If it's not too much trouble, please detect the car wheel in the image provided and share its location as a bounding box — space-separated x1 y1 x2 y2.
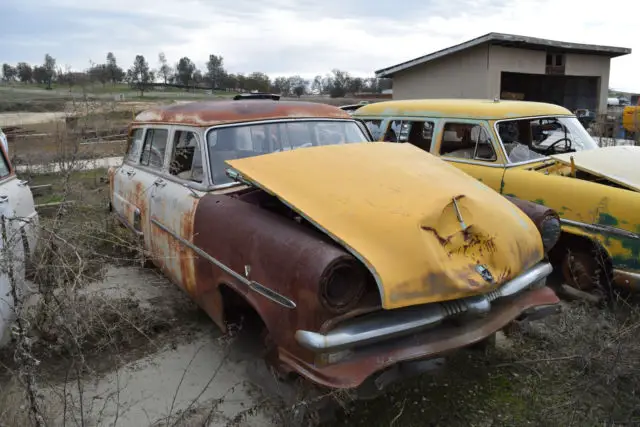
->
561 249 612 302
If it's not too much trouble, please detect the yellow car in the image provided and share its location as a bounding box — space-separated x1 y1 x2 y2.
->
354 99 640 295
622 105 639 139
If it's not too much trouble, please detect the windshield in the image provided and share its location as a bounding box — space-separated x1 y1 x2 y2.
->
496 116 599 163
207 119 370 185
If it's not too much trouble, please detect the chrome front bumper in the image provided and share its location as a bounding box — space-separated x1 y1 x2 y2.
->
295 262 553 353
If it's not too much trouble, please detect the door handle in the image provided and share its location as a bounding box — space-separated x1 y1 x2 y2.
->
18 180 29 187
0 195 8 203
153 178 166 188
126 169 136 177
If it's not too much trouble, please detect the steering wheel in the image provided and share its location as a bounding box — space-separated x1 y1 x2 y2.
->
543 137 572 155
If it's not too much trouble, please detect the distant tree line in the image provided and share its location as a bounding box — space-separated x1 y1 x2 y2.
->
1 52 392 98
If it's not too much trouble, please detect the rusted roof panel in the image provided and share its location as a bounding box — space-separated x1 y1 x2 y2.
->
134 100 351 127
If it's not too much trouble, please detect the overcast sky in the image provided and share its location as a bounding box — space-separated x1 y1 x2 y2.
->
0 0 637 92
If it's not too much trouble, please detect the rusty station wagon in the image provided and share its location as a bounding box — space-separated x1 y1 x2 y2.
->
354 99 640 296
108 99 562 395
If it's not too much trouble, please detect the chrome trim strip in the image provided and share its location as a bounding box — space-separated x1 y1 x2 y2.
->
150 217 296 309
112 210 143 237
295 262 553 352
560 218 640 240
442 157 506 168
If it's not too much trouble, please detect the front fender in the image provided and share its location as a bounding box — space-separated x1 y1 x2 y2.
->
191 192 369 354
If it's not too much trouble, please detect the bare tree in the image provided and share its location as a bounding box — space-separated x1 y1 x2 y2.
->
43 54 56 90
106 52 124 85
206 54 225 91
2 64 17 82
176 57 196 89
16 63 33 84
158 52 172 86
126 55 153 96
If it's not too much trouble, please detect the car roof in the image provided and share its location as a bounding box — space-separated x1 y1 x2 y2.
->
353 99 574 120
134 100 351 127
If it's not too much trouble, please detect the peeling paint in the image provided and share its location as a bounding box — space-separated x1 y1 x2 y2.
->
135 100 350 127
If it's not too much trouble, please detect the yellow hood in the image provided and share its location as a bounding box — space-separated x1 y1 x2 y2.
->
551 146 640 192
227 143 544 309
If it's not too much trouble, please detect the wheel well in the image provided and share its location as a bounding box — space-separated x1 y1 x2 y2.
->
218 284 267 336
549 231 613 283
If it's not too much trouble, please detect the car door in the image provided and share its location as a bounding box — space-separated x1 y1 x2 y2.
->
432 119 506 191
148 127 206 295
0 150 34 347
136 126 171 255
112 127 146 234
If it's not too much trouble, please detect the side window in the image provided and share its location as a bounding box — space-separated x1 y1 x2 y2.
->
404 121 434 152
169 131 204 183
140 128 169 169
125 128 144 163
383 120 401 142
382 120 435 152
439 123 496 162
0 152 10 179
362 120 382 140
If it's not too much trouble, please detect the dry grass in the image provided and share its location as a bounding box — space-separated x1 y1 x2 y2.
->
331 299 640 427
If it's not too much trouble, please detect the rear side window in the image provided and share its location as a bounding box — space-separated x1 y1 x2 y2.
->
439 122 496 162
383 120 435 152
361 120 382 140
0 151 10 179
169 131 204 183
126 128 144 163
140 128 169 169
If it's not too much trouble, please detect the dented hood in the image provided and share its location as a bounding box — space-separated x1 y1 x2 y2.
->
227 143 544 309
551 146 640 192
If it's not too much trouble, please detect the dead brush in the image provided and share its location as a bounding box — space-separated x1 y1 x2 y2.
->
499 299 640 424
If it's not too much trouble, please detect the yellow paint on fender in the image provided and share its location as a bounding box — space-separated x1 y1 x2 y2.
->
227 142 544 309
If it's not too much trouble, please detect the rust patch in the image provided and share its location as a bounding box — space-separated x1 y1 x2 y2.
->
179 198 198 295
191 193 369 363
134 100 351 128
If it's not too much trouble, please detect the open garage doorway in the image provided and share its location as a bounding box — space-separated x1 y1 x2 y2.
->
500 72 599 112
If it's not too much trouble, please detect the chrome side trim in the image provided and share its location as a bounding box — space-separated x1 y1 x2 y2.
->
295 262 553 352
150 217 296 309
112 210 143 237
560 218 640 240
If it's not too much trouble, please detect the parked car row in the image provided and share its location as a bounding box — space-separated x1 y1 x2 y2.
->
3 93 638 411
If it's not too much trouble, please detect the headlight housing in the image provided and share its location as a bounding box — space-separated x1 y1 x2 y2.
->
540 214 562 252
504 196 563 253
319 259 367 314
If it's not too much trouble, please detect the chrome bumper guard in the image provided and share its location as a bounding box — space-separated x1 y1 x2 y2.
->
295 262 553 353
